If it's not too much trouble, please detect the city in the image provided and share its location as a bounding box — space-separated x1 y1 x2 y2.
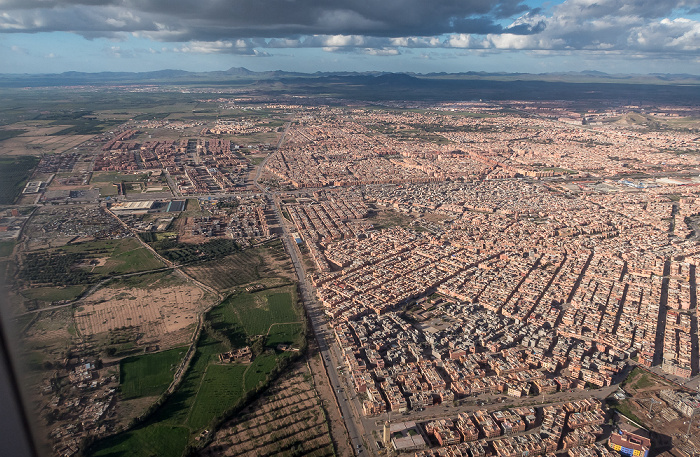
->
1 79 700 457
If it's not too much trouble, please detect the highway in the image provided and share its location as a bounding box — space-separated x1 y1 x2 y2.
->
255 120 368 455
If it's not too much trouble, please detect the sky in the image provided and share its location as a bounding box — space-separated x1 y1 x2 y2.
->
0 0 699 75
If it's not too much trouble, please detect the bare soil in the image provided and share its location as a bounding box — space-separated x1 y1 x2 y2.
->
75 283 214 339
202 357 336 457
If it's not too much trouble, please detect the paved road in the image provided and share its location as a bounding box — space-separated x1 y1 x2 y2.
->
254 119 367 455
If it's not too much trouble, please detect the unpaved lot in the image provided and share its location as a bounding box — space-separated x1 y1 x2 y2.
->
75 283 213 338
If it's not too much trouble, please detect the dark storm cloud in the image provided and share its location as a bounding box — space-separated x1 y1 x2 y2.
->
0 0 698 56
0 0 534 39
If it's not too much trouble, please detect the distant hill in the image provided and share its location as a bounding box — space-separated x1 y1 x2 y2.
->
0 68 699 104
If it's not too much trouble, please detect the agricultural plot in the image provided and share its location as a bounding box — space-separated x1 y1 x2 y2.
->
120 347 187 399
91 333 228 457
18 238 164 291
146 236 239 264
214 287 300 338
20 285 87 303
91 280 304 457
183 249 262 291
202 362 334 457
91 424 190 457
75 277 213 338
0 156 39 204
0 240 15 257
184 240 296 292
266 323 305 347
185 249 262 291
0 129 93 156
187 364 247 430
91 240 165 275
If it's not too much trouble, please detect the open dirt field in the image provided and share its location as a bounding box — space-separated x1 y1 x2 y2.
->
0 128 93 155
202 359 335 457
308 344 354 457
75 283 214 339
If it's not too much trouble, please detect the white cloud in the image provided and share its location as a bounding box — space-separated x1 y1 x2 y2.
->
363 47 400 56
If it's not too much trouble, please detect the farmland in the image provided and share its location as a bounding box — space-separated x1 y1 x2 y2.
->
0 155 39 204
143 236 240 264
18 238 164 291
0 240 15 257
75 273 212 338
183 249 262 291
89 282 305 457
20 285 87 303
187 364 247 430
120 347 188 399
210 286 300 338
202 361 334 457
265 323 305 347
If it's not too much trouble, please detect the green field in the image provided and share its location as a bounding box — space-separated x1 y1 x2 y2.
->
90 283 303 457
98 184 119 197
187 364 247 429
91 424 189 457
214 288 298 337
266 322 305 347
120 347 187 399
50 118 123 136
59 238 164 275
0 129 28 141
0 240 15 257
243 352 280 391
93 240 165 275
0 156 39 205
20 285 86 303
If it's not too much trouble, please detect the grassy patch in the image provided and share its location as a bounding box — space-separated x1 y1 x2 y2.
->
227 289 297 336
93 242 165 275
208 300 248 348
90 424 189 457
0 240 15 257
0 129 28 141
266 322 304 347
187 364 247 430
633 373 655 390
98 184 119 197
20 285 86 303
244 352 278 391
622 367 666 391
120 347 187 399
50 119 122 136
0 156 39 205
610 400 645 427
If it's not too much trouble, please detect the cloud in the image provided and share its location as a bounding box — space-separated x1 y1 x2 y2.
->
629 17 700 52
0 0 535 39
173 39 268 55
0 0 698 61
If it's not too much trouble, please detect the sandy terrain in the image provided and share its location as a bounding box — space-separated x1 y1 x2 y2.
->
75 284 212 338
